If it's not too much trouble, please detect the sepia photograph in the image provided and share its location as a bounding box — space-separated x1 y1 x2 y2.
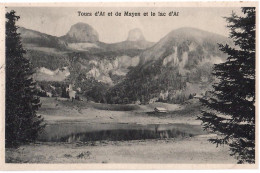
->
0 1 257 169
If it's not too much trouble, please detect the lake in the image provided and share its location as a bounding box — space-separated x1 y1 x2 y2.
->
38 123 206 142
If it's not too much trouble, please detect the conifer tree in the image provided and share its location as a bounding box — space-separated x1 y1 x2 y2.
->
198 7 255 163
5 11 45 147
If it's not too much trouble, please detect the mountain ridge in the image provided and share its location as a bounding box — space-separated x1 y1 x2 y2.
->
18 22 154 52
139 27 232 66
105 27 232 104
18 27 67 50
17 24 232 104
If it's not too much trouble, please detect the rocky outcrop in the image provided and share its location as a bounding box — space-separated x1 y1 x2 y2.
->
33 67 70 81
127 28 145 41
61 22 99 43
85 55 140 85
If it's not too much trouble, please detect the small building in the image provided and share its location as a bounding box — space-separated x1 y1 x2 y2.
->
135 100 141 105
69 90 76 101
193 94 203 99
46 92 52 97
159 90 169 101
149 97 158 104
154 107 167 113
66 84 74 92
66 84 77 101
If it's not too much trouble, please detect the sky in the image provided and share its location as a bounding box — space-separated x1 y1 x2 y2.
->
7 7 242 43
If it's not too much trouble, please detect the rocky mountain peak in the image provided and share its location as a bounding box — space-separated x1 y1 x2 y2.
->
63 22 99 43
127 28 145 41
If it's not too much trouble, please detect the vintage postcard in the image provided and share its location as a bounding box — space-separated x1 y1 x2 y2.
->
0 1 258 170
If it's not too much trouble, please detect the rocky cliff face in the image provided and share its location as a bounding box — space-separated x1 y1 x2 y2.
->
60 22 99 43
106 27 233 103
105 28 154 51
83 55 140 85
127 28 145 41
33 67 70 81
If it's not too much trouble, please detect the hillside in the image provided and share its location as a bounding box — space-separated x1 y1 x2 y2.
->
18 24 231 104
140 27 231 65
18 23 154 85
106 27 232 104
18 23 155 85
18 27 67 50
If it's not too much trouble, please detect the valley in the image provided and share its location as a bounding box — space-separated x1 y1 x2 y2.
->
5 22 237 163
4 5 256 165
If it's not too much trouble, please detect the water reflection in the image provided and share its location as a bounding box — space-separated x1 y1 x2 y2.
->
38 123 206 142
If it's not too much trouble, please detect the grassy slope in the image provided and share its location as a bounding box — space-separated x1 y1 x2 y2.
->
38 97 201 125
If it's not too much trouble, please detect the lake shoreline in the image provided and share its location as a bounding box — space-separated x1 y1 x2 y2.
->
5 98 236 164
39 97 202 126
6 135 236 163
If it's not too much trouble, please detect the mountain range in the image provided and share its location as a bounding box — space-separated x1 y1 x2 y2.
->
17 22 232 103
18 22 154 52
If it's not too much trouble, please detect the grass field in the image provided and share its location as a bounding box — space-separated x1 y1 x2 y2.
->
6 136 236 163
5 97 236 163
38 97 200 125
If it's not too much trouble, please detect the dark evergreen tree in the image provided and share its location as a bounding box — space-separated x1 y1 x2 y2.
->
5 11 45 147
198 8 255 163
